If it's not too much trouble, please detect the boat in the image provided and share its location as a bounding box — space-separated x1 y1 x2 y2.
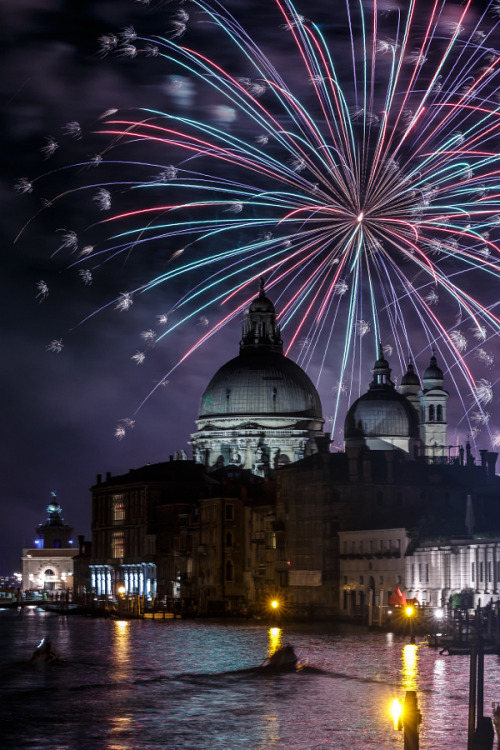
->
39 603 87 615
261 644 299 671
28 638 58 666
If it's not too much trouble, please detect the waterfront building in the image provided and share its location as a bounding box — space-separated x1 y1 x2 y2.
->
84 285 500 617
405 534 500 609
338 528 409 615
22 496 78 592
89 459 208 602
273 351 500 618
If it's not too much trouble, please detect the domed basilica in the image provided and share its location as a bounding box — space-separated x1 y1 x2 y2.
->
345 345 449 459
191 280 326 475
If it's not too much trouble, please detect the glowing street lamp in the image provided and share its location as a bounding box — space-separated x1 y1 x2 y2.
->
406 605 416 644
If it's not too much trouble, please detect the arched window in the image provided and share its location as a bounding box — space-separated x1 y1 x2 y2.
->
225 531 232 548
429 405 435 421
437 405 443 421
225 560 233 581
44 569 55 577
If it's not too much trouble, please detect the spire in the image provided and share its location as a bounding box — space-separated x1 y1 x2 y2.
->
240 280 283 353
369 344 394 390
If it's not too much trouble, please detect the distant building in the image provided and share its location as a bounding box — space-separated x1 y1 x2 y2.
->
22 496 78 592
338 528 409 615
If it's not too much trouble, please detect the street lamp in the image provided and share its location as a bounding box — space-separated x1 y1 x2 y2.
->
406 605 415 644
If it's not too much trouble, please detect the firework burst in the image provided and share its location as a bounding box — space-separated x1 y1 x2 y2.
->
16 0 500 446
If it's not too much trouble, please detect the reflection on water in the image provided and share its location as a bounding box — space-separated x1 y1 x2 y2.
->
2 611 500 749
268 626 282 656
401 643 418 692
112 619 131 681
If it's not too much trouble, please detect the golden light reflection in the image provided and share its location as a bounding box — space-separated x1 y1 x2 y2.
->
268 626 282 656
401 643 418 692
112 619 131 681
391 698 403 730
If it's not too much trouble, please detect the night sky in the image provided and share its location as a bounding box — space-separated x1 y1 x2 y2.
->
3 0 500 575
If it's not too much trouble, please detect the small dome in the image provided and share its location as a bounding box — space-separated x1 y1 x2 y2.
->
423 354 443 381
345 389 419 439
198 349 322 420
401 362 420 387
249 293 275 314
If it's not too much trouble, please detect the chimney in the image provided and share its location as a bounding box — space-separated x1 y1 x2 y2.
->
487 452 498 477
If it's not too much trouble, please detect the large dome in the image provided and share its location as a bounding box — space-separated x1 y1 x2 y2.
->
191 281 325 475
199 349 322 420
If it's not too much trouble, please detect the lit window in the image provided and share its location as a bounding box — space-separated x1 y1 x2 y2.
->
111 531 124 559
112 495 125 522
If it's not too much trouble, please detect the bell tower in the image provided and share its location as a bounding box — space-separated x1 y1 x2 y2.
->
419 353 448 461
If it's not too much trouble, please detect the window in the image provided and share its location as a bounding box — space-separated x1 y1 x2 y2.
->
225 504 233 520
225 531 232 548
359 576 364 585
437 405 443 421
429 405 435 422
411 564 415 583
225 560 233 581
419 563 422 581
112 495 125 523
471 562 475 582
480 562 484 582
425 564 429 583
488 561 492 583
379 576 384 585
111 530 124 559
53 540 61 549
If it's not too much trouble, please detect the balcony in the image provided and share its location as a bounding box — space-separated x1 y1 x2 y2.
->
251 531 266 543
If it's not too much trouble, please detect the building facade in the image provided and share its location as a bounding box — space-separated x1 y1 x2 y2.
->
22 497 78 592
83 309 500 617
191 280 326 475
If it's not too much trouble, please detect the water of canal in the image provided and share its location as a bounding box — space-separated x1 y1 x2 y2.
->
1 606 499 749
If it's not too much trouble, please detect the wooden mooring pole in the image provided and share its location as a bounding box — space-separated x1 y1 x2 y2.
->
468 626 494 750
403 690 421 750
468 641 477 750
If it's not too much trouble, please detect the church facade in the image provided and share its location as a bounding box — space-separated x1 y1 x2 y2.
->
190 281 326 476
